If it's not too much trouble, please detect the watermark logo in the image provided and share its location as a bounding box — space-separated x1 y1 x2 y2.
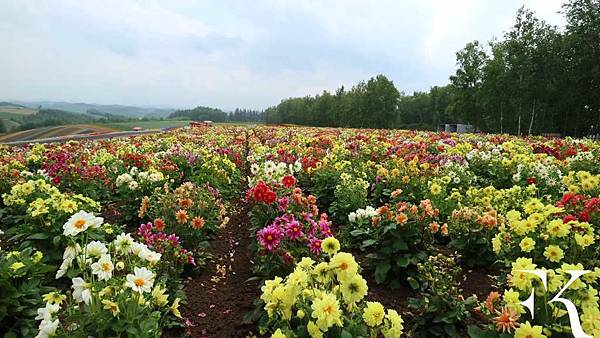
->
517 269 591 338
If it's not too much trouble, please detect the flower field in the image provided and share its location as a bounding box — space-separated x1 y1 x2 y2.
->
1 126 599 338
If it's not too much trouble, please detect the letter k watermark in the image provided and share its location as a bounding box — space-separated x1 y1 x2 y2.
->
517 269 591 338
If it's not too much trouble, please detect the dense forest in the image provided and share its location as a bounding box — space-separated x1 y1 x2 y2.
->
169 106 229 122
265 0 600 137
229 108 265 122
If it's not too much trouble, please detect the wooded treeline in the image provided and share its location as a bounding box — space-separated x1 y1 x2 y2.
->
265 0 600 136
169 106 264 123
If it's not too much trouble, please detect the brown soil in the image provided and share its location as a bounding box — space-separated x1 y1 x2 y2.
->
364 275 417 314
362 266 497 314
181 199 261 338
460 266 500 300
100 202 125 225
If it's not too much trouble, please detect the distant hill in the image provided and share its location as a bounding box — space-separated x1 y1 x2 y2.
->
0 102 39 133
0 102 28 109
11 101 175 118
0 105 129 133
85 108 130 120
0 102 37 116
3 109 95 132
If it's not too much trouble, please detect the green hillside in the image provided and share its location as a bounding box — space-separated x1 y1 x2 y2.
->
0 104 129 133
12 101 175 118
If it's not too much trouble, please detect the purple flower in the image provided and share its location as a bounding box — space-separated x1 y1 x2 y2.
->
284 219 304 240
167 234 181 246
308 236 322 254
206 184 221 199
138 222 153 237
257 225 283 252
319 219 332 236
442 138 457 146
278 197 289 212
307 218 318 236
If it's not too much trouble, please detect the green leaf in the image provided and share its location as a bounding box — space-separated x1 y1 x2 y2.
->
407 277 419 289
126 326 139 336
362 239 377 247
383 223 397 232
467 325 491 338
443 324 456 336
26 233 49 240
464 295 478 306
341 330 353 338
350 229 365 236
396 255 410 267
374 262 391 283
392 239 408 251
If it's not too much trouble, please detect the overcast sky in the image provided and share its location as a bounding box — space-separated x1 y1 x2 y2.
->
0 1 566 110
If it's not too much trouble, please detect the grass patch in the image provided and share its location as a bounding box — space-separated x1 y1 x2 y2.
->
0 107 37 115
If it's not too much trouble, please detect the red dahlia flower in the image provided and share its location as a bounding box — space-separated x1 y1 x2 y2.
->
282 175 297 188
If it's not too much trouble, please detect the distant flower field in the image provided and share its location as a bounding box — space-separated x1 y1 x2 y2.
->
0 126 599 338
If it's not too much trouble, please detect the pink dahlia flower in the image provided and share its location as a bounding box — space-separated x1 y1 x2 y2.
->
257 225 283 252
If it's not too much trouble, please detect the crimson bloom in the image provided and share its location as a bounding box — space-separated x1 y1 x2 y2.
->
248 181 277 204
257 225 283 252
282 175 297 188
308 236 322 254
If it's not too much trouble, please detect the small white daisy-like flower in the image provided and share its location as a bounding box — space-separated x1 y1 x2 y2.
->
126 267 155 294
91 254 114 281
63 211 97 236
71 277 92 304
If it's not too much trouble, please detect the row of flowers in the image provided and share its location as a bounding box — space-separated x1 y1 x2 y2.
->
2 125 599 337
0 127 245 337
245 139 407 337
246 126 600 337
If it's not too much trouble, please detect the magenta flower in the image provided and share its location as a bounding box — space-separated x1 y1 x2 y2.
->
308 236 322 254
257 225 283 252
306 218 318 236
138 222 153 237
167 234 181 246
284 219 304 240
319 219 332 237
278 197 289 212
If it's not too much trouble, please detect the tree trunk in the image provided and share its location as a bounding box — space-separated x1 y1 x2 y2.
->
518 103 522 136
500 102 504 134
528 100 536 135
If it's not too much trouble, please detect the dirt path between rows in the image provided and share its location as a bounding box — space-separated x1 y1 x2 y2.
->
182 130 261 338
182 198 260 338
177 128 496 337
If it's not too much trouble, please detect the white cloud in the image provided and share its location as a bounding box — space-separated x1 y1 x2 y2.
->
0 0 570 109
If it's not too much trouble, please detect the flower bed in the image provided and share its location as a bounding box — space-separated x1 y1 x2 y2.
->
1 125 599 337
